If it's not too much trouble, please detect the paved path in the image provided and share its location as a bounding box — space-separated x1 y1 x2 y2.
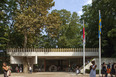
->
0 72 113 77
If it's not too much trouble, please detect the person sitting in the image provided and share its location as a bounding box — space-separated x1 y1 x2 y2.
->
76 66 80 75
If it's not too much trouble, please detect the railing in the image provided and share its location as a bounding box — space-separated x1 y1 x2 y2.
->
7 48 98 52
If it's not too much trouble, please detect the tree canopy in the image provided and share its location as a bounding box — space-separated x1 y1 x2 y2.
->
0 0 116 57
81 0 116 57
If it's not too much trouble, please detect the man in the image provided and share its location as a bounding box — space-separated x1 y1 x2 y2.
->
29 66 32 73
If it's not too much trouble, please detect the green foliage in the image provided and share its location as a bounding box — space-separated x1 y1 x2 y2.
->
14 0 57 48
81 0 116 57
51 10 82 48
0 0 9 50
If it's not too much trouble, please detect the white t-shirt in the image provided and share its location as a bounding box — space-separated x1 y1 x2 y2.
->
29 67 32 70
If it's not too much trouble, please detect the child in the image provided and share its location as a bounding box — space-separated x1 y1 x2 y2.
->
7 66 11 76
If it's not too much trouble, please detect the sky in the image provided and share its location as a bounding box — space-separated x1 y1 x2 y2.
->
50 0 92 16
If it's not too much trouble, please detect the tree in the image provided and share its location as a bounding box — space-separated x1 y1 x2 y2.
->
51 9 82 48
65 12 82 48
14 0 55 48
13 0 62 73
81 0 116 57
0 0 9 50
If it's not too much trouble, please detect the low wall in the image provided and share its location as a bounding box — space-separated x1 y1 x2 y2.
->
94 58 116 69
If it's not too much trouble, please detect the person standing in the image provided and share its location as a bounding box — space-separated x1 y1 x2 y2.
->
106 62 111 77
15 66 18 73
114 63 116 77
90 61 97 77
111 63 115 77
7 66 11 76
29 66 32 73
2 62 8 77
20 67 22 73
101 62 107 77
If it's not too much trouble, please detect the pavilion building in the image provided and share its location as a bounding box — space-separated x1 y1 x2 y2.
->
7 48 98 73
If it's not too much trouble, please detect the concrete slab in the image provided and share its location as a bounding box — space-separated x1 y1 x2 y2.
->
0 72 114 77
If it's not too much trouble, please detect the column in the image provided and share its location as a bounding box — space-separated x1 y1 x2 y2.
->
44 59 46 72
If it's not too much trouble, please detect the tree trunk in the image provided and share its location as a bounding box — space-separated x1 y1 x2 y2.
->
23 33 28 73
23 57 28 73
24 33 27 48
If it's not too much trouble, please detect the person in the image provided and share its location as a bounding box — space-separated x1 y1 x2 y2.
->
90 61 97 77
57 66 61 71
7 66 11 76
114 63 116 77
29 66 32 73
106 66 111 77
20 67 22 73
68 64 71 72
101 62 107 77
76 66 80 75
111 63 115 77
15 66 18 73
106 62 111 77
2 62 8 77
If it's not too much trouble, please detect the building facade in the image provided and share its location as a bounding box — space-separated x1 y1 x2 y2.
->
7 48 98 72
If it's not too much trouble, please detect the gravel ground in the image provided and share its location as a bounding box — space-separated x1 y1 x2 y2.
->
0 72 114 77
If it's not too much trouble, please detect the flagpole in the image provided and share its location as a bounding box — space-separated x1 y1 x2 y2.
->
99 10 101 77
83 20 85 75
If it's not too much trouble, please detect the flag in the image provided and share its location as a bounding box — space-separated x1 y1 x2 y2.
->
99 10 102 38
98 10 102 76
83 20 86 74
83 21 85 44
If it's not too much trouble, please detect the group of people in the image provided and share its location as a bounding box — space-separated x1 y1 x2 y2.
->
2 61 116 77
2 62 11 77
15 66 22 73
89 61 116 77
102 62 116 77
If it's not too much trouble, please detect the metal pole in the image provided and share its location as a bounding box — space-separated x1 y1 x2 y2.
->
83 20 85 74
99 10 101 77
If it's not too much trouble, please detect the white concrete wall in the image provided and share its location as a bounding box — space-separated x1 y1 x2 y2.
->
10 56 38 64
8 52 98 57
94 58 116 69
10 56 23 64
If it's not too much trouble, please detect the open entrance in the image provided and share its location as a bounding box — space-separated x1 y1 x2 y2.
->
33 57 92 72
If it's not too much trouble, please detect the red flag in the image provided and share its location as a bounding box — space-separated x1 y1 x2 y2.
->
83 25 85 43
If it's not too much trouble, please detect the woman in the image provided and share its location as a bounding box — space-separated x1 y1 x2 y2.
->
101 62 107 77
2 62 8 77
90 61 97 77
7 66 11 76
